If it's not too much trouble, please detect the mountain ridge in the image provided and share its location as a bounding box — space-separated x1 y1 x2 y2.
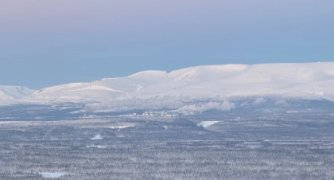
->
1 62 334 107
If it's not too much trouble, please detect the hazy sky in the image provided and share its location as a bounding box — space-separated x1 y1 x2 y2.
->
1 0 333 88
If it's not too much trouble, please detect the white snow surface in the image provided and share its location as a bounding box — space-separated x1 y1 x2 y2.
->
2 62 334 110
108 123 137 129
39 172 66 179
197 121 221 128
91 134 103 140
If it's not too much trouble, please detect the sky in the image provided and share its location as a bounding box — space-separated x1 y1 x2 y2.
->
0 0 333 88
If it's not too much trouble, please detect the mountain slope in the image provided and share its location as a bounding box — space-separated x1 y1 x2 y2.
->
0 86 34 104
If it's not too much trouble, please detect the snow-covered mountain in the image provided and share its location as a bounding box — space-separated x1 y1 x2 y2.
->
0 86 34 104
1 62 334 115
30 62 334 101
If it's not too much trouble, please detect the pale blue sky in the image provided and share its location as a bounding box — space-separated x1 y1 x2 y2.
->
0 0 333 88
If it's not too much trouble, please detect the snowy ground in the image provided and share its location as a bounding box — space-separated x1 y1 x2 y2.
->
0 112 333 180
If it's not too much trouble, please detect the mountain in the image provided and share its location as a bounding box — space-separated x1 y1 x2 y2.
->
30 62 334 101
1 62 334 118
0 86 34 104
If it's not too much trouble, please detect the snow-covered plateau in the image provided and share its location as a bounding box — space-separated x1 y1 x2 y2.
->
1 62 334 117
